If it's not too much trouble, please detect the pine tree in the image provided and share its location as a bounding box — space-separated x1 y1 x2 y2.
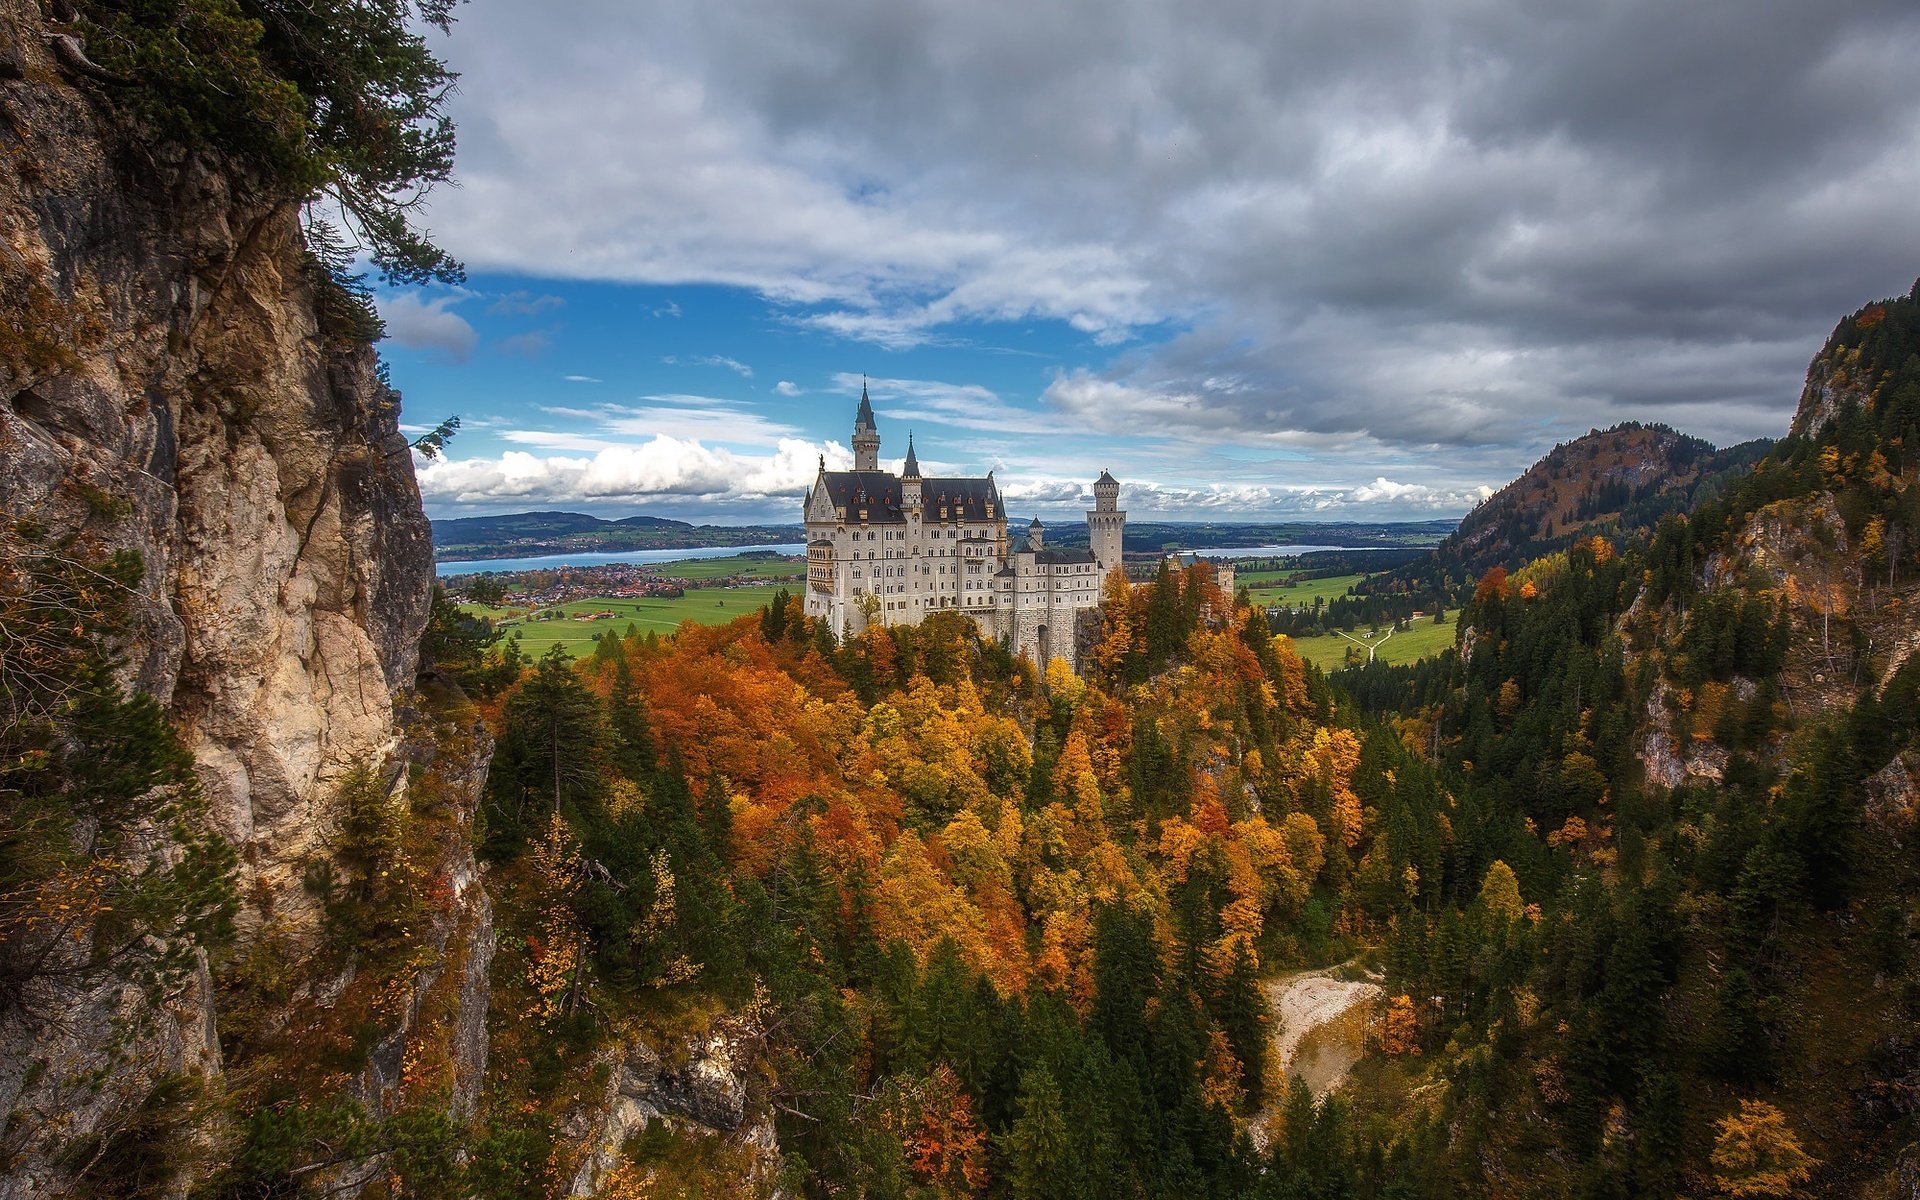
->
1006 1065 1072 1200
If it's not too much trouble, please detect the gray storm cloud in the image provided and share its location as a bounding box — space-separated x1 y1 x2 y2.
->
416 0 1920 490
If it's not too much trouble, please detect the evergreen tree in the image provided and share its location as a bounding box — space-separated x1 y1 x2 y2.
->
1006 1065 1072 1200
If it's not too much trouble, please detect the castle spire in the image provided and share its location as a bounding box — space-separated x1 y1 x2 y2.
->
854 376 876 432
902 432 921 478
851 376 881 470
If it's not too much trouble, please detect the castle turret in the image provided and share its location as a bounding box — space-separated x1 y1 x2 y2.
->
1088 469 1124 575
852 379 880 471
901 434 922 511
1028 515 1044 551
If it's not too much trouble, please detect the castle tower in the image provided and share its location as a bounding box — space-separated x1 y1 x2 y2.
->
901 434 922 511
852 379 880 470
1027 515 1044 551
1088 469 1124 575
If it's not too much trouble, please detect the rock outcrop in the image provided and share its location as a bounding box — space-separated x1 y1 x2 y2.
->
0 2 436 1190
562 1024 781 1199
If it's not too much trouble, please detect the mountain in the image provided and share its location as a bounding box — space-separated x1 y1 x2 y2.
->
430 510 804 561
1332 279 1920 1196
1366 422 1770 600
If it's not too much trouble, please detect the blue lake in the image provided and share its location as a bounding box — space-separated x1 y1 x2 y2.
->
436 540 1412 577
436 543 807 577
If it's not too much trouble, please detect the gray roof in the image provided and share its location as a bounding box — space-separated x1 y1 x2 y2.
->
816 471 1000 522
902 435 921 478
1037 548 1097 565
854 382 876 432
1096 469 1118 486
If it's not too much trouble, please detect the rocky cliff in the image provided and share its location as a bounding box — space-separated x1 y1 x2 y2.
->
0 1 444 1190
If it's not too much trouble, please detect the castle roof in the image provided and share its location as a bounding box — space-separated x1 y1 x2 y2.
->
854 380 877 432
815 471 1000 523
1096 469 1118 486
1037 548 1097 565
902 434 921 478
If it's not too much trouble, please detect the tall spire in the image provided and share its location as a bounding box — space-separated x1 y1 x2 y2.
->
854 375 876 432
902 432 921 478
852 375 881 470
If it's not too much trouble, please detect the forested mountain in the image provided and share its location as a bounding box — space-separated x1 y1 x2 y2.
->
8 0 1920 1190
432 511 803 561
1333 279 1920 1196
1364 423 1770 604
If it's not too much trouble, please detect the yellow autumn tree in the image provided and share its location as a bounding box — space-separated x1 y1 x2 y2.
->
1380 995 1421 1056
527 812 586 1018
1093 568 1139 678
1711 1099 1817 1197
1479 860 1524 925
1306 727 1365 848
1051 730 1105 828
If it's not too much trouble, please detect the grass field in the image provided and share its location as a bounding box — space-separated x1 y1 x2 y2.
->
1240 571 1368 610
464 586 786 657
1285 617 1459 671
655 555 806 582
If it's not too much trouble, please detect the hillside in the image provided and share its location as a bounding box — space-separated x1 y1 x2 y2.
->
1332 279 1920 1197
1365 423 1769 601
431 510 804 561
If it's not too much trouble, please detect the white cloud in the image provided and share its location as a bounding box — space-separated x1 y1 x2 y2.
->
411 0 1920 473
695 354 754 377
563 374 603 383
774 380 803 396
841 373 1080 436
497 330 552 357
416 436 850 510
378 292 477 362
488 290 565 316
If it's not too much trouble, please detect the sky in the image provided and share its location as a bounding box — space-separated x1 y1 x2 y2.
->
380 0 1920 525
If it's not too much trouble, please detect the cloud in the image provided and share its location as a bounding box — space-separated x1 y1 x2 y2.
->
379 292 477 362
416 437 850 511
695 354 754 377
416 0 1920 485
497 330 553 356
774 380 802 396
522 394 802 446
998 476 1495 520
563 374 603 383
487 290 565 316
839 372 1079 437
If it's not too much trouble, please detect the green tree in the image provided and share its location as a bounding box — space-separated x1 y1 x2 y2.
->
77 0 466 287
1006 1065 1072 1200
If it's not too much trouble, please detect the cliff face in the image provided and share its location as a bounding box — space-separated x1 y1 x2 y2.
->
0 1 436 1188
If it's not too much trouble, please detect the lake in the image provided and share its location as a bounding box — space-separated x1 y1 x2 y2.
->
437 540 1409 577
436 543 807 577
1181 544 1405 558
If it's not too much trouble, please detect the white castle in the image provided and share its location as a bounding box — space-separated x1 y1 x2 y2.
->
803 384 1125 670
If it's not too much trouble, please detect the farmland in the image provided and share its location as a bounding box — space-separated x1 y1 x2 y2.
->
1284 616 1459 671
1239 571 1368 610
463 585 788 657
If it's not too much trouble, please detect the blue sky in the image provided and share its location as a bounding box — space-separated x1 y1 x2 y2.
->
384 273 1493 523
382 0 1920 525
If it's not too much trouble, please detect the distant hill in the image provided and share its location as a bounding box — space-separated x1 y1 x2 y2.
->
1365 422 1770 599
1043 519 1455 553
431 510 804 562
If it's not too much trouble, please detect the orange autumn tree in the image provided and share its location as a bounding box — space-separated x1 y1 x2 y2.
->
885 1064 991 1196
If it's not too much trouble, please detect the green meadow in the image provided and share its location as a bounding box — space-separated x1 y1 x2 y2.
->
1238 570 1368 610
463 587 788 658
1284 616 1459 671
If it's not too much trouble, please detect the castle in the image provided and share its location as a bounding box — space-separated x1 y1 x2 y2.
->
804 385 1125 670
